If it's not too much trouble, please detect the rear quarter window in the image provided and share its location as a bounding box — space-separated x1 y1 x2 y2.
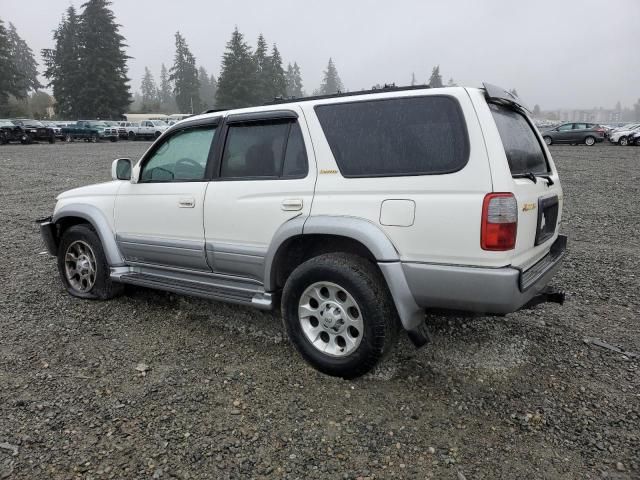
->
314 96 469 177
489 103 549 175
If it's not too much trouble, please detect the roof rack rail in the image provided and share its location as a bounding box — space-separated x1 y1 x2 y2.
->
266 83 431 106
203 108 227 114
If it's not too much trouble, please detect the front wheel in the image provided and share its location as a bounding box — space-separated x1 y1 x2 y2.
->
619 136 628 146
128 131 136 140
543 136 552 146
585 136 595 146
48 135 55 144
90 134 98 143
65 134 73 142
282 253 399 379
57 224 122 300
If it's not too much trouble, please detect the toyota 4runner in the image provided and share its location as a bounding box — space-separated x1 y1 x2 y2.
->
40 83 567 378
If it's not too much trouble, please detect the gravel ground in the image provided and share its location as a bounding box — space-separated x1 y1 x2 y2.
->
0 141 638 479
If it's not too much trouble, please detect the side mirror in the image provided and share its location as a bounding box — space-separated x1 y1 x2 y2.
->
112 158 132 181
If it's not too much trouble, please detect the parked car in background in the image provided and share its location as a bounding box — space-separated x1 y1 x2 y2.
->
608 124 640 146
11 119 56 143
61 120 119 142
541 122 605 146
117 121 138 139
43 121 63 139
0 119 29 144
127 119 169 140
629 130 640 146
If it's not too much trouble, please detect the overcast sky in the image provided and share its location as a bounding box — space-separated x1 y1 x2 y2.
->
4 0 639 110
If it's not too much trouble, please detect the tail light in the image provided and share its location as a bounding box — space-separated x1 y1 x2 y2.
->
481 193 517 250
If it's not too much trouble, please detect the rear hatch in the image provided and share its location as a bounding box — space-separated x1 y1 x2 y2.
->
487 101 563 270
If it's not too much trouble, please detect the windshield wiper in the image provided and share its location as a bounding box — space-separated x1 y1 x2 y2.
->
513 172 554 187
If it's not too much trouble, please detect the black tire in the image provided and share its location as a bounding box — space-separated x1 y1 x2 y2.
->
154 131 161 138
584 136 595 146
635 137 640 146
90 134 98 143
128 131 136 140
619 136 628 146
282 253 399 379
57 224 123 300
110 136 117 142
65 134 73 143
543 136 552 146
48 135 55 144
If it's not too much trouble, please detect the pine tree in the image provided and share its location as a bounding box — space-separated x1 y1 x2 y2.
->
266 44 286 100
158 63 176 112
533 104 541 117
285 62 304 98
75 0 131 118
198 66 217 110
169 32 201 114
428 65 443 88
446 77 457 87
42 6 83 118
0 19 20 111
141 67 159 112
319 58 343 95
216 27 259 109
7 22 40 98
253 34 272 103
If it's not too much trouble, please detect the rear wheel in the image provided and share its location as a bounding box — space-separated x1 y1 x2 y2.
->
128 131 136 140
543 136 552 146
282 253 399 379
619 136 628 146
110 136 117 142
57 224 122 300
90 134 98 143
154 131 162 138
65 134 73 142
48 135 55 144
585 136 595 146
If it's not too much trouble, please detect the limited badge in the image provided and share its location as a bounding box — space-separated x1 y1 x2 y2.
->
522 203 536 212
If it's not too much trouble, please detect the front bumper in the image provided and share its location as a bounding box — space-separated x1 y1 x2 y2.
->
402 235 568 315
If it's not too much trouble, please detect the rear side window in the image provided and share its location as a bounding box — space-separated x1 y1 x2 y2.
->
489 104 549 176
315 96 469 177
220 120 308 179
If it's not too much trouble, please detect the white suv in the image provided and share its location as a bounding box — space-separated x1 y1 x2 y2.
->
40 84 567 378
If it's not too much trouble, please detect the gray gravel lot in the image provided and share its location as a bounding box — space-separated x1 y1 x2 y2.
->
0 141 638 479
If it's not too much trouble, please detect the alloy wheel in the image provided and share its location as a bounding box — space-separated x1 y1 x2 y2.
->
64 240 97 293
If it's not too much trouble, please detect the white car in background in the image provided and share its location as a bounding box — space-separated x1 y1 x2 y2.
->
608 124 640 146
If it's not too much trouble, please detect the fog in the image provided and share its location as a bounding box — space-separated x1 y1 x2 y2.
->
4 0 639 109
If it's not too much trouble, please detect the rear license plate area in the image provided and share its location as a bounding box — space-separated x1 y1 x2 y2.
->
535 195 559 246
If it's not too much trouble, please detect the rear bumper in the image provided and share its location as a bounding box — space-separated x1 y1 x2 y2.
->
39 217 58 255
402 235 567 315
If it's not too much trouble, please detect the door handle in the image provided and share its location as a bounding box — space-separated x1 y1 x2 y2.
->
281 198 303 211
178 197 195 208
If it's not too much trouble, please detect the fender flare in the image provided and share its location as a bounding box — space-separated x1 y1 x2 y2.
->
263 215 423 332
53 204 124 266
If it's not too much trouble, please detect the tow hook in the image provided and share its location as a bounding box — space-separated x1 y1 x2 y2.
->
524 287 565 309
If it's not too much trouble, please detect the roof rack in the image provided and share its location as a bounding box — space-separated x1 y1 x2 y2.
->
266 83 431 106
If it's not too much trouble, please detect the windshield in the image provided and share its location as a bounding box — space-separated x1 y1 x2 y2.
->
90 122 108 128
489 103 549 176
152 120 167 126
0 121 13 127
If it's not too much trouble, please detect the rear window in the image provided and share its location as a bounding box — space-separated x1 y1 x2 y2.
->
315 96 469 177
489 103 549 175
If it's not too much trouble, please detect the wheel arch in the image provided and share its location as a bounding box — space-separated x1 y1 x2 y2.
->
53 205 124 266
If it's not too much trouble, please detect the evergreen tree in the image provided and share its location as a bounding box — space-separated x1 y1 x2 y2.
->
428 65 443 88
319 58 343 95
216 27 259 109
266 44 286 100
158 63 176 112
446 77 458 87
141 67 159 111
42 6 83 118
7 22 40 98
285 62 304 98
253 34 273 103
76 0 131 118
0 19 20 111
169 32 201 114
198 66 217 110
533 104 541 117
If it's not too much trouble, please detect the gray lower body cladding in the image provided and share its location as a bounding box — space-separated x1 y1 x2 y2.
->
402 235 567 315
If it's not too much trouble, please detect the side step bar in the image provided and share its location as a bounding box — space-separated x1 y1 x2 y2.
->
112 269 273 310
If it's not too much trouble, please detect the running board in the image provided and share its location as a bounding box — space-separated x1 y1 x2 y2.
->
112 269 273 310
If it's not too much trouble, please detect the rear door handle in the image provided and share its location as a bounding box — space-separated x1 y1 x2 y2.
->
281 198 303 211
178 197 195 208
